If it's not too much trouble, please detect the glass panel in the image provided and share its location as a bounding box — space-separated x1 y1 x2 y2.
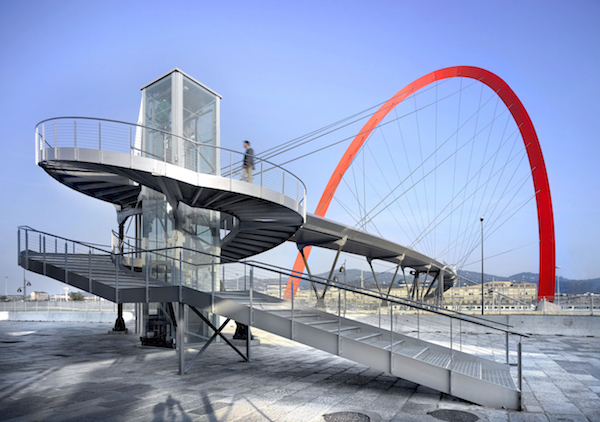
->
142 75 173 162
182 75 217 174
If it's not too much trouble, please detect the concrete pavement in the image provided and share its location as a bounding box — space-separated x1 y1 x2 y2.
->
0 321 599 422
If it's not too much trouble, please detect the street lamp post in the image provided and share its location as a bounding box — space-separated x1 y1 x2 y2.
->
480 217 484 316
556 265 561 306
339 262 346 317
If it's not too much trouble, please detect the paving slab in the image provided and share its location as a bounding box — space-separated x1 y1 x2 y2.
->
0 321 599 421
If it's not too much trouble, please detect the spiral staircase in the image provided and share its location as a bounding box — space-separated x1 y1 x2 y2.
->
18 117 524 410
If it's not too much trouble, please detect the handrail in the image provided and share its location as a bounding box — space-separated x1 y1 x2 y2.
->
18 226 113 255
243 259 517 330
18 226 528 338
34 116 307 199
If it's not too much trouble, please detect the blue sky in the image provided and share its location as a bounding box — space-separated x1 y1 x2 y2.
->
1 0 599 295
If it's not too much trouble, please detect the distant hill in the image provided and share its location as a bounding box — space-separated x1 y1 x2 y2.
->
247 268 600 295
449 270 599 294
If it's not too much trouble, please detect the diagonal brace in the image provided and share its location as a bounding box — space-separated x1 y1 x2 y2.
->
184 306 249 374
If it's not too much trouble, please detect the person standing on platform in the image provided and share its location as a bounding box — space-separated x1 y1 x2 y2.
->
242 140 254 183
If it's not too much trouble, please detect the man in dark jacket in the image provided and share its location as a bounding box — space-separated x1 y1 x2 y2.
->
242 140 254 183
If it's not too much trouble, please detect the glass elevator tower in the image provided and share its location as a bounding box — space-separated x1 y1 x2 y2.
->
136 69 222 342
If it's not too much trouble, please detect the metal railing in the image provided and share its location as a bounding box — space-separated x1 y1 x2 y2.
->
19 226 528 377
34 117 307 213
0 300 131 313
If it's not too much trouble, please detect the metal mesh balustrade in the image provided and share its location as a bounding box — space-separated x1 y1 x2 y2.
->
35 117 307 212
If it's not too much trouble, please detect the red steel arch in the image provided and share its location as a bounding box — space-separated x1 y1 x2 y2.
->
285 66 556 302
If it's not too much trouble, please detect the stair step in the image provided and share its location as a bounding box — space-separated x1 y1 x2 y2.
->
344 331 382 342
353 332 382 342
398 344 428 359
452 360 482 378
326 326 360 333
482 368 516 389
382 339 405 350
288 313 322 318
305 320 338 326
421 352 451 368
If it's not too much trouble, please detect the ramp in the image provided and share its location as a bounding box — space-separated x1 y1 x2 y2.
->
18 230 523 410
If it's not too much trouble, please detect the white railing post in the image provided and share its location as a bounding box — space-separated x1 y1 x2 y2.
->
145 254 150 303
99 121 102 150
64 243 68 285
417 306 420 339
390 302 394 373
249 266 254 326
179 251 183 303
211 259 215 314
43 236 46 276
25 230 29 270
115 254 119 303
35 127 39 163
450 317 454 377
460 319 462 351
506 331 509 364
291 277 295 340
338 287 341 356
518 340 523 409
74 120 77 148
17 228 21 266
88 249 92 294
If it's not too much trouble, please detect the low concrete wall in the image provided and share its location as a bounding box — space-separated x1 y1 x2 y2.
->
483 314 600 336
0 311 134 324
393 313 599 336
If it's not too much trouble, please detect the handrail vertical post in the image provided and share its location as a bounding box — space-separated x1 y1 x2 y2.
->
291 277 295 340
518 340 523 410
54 120 57 149
460 319 462 351
99 121 102 150
35 126 39 163
43 236 46 276
450 317 453 352
211 259 215 314
417 306 420 339
64 243 68 285
247 265 254 362
179 251 183 303
390 302 394 373
506 331 509 364
115 254 119 303
74 120 77 148
145 254 150 303
25 230 29 271
450 317 453 379
249 266 254 325
88 249 92 294
338 286 341 355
